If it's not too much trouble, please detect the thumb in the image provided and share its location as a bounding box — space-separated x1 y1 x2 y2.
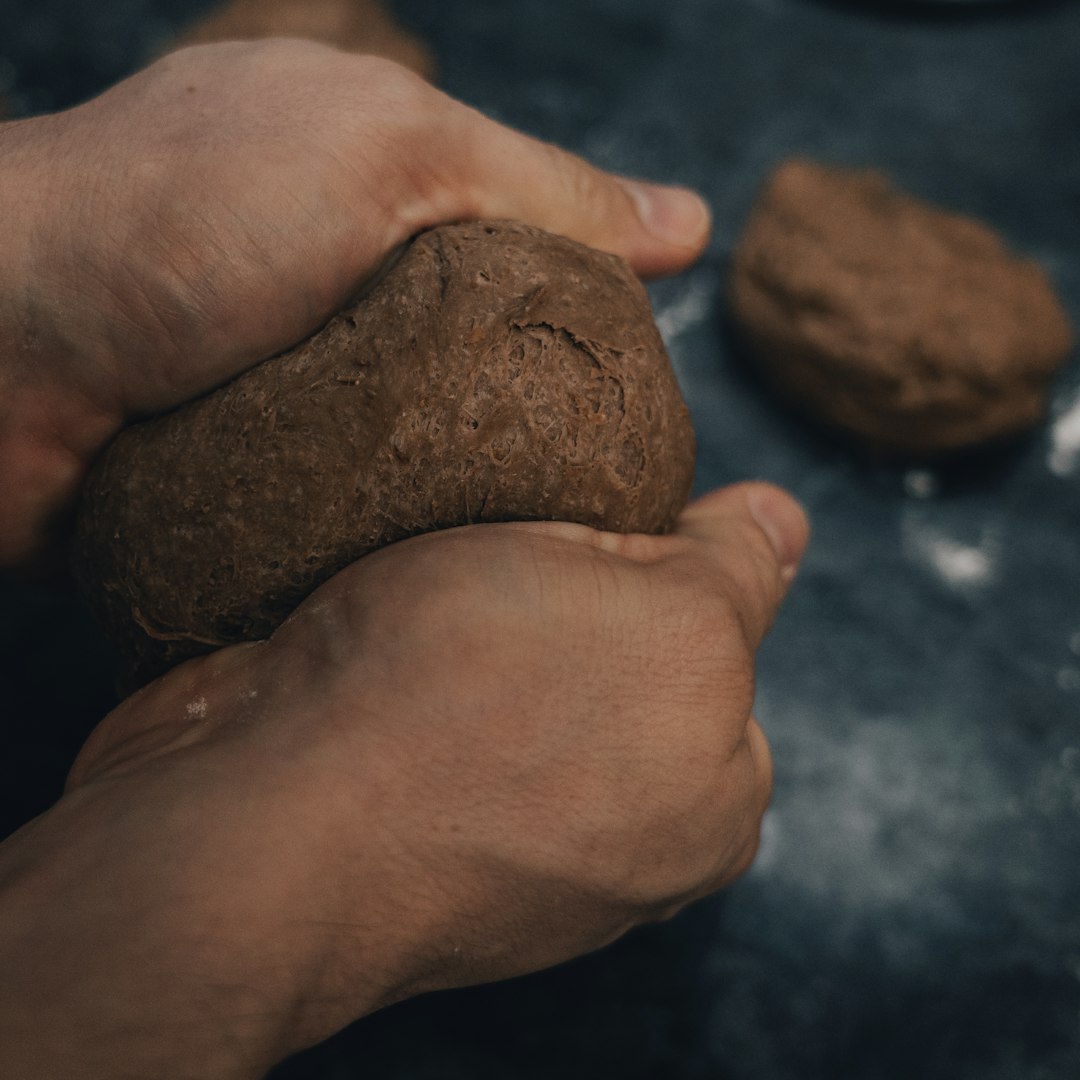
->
675 482 810 651
408 90 712 279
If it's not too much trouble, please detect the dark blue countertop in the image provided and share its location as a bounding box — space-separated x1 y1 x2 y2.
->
1 1 1078 1077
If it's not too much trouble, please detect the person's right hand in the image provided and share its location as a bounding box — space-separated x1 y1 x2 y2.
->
0 39 710 569
0 482 807 1079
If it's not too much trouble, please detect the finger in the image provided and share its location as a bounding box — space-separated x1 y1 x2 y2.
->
401 84 712 279
745 715 774 819
709 715 774 890
675 481 810 650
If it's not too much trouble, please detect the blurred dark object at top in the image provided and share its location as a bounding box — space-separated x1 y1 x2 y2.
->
165 0 436 81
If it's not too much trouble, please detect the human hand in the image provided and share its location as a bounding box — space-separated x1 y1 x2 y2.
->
0 39 710 567
0 482 807 1079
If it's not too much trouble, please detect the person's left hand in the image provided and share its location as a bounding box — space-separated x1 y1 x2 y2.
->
0 39 710 568
0 481 806 1079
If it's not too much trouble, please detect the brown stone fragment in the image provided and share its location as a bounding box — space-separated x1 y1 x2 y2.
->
73 221 695 688
168 0 436 81
729 159 1074 456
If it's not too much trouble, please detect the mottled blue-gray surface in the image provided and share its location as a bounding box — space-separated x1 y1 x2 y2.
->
1 1 1078 1077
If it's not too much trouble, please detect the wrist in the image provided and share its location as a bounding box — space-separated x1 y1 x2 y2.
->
0 649 432 1078
0 790 279 1078
0 754 407 1080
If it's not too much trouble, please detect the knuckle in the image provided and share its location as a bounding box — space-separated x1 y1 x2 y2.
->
742 531 784 609
606 741 764 910
355 53 433 111
658 572 755 681
599 826 718 912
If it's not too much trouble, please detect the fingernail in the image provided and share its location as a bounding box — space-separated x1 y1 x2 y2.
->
618 179 712 249
746 486 809 583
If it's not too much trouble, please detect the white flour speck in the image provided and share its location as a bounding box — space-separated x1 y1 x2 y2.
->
654 272 716 346
927 539 992 586
903 470 939 500
1048 392 1080 477
186 696 208 719
1057 668 1080 693
911 530 993 587
902 512 998 589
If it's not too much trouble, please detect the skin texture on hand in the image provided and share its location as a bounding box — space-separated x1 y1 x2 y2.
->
0 41 809 1079
0 39 710 569
0 483 808 1079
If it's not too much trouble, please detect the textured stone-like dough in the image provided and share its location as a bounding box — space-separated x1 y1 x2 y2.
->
74 221 695 688
168 0 435 80
729 159 1074 455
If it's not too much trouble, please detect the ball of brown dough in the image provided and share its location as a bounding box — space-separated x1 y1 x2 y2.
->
729 159 1074 456
73 221 696 689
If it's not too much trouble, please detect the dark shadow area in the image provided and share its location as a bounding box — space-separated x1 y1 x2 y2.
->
0 575 119 836
271 902 725 1080
811 0 1076 23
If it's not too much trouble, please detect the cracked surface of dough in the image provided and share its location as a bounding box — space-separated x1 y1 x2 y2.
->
74 221 695 687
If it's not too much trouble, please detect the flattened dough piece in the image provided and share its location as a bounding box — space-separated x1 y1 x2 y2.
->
730 159 1074 455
